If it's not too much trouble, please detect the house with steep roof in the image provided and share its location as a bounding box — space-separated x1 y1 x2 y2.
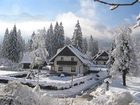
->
93 51 109 65
49 45 97 75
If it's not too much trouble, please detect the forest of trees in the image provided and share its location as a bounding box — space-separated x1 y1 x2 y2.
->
0 21 99 63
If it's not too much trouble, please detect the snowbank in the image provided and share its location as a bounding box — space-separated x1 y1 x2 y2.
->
0 82 40 105
90 88 133 105
0 82 63 105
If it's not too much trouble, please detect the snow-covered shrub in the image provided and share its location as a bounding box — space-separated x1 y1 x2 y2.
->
1 82 40 105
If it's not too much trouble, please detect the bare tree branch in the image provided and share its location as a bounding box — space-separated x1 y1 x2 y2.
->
94 0 139 8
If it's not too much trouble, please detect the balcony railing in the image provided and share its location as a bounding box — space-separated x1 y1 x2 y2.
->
57 61 77 65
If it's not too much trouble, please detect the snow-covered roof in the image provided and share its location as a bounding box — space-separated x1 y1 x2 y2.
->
93 51 109 61
21 52 32 64
50 45 94 66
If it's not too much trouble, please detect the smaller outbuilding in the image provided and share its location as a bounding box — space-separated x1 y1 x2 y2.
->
20 52 32 69
93 51 109 65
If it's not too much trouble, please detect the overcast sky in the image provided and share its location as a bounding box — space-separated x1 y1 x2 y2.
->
0 0 139 41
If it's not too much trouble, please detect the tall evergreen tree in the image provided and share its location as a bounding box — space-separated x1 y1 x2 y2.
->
82 38 88 54
8 25 18 62
88 35 99 57
58 22 65 48
1 28 10 58
65 37 71 45
17 29 25 61
53 22 59 55
52 22 65 56
72 20 83 50
46 24 54 58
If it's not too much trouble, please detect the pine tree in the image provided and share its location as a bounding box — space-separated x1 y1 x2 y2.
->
52 22 65 56
82 38 88 54
46 24 54 58
1 28 10 58
94 39 99 56
65 37 71 45
8 25 18 62
72 20 83 50
88 35 99 57
17 29 25 61
58 22 65 48
53 22 59 55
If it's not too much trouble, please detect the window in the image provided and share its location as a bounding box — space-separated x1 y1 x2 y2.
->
61 57 64 61
71 57 74 61
58 66 63 71
71 66 76 72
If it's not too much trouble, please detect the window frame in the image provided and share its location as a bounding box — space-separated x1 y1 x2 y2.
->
71 66 76 72
58 66 63 71
71 57 74 61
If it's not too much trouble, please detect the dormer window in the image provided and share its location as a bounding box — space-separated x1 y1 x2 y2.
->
71 57 74 61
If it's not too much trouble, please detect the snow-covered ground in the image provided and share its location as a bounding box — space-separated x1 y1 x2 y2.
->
0 75 140 105
87 76 140 105
109 76 140 104
1 70 140 105
0 70 108 97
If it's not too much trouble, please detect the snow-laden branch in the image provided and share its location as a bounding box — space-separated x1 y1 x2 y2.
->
94 0 140 28
94 0 139 10
133 14 140 28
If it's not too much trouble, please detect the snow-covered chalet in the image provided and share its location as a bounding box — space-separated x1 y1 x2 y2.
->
49 45 96 75
93 51 109 65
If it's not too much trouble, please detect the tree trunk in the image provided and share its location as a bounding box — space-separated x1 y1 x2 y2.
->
122 70 127 86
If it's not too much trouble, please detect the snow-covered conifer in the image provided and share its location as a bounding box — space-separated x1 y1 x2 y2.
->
72 20 83 50
65 37 71 45
58 22 65 48
82 38 88 54
1 28 10 58
88 35 99 57
46 24 54 58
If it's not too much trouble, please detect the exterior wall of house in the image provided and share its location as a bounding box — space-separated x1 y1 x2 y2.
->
53 56 86 75
96 61 106 65
95 55 108 65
